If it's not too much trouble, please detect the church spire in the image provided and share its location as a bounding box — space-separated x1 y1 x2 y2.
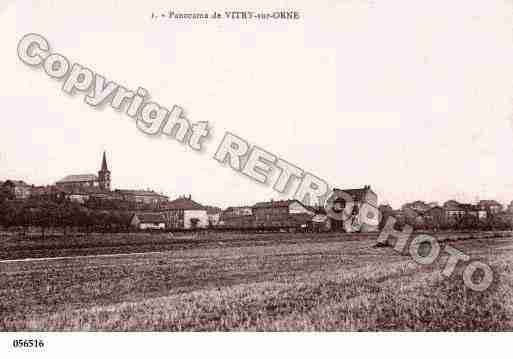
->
101 151 108 171
98 151 111 191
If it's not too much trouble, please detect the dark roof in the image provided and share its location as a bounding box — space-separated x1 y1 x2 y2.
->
460 204 482 211
134 213 165 223
162 197 205 210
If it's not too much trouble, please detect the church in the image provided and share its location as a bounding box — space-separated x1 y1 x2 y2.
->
54 152 168 206
55 152 111 192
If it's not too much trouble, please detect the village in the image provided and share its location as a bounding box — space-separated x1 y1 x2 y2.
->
1 152 512 234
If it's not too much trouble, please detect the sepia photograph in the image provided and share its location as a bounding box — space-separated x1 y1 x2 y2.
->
1 0 513 357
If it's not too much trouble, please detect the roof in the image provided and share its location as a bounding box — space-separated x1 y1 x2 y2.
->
57 174 98 183
162 197 205 210
205 206 222 214
116 189 168 198
444 202 482 212
460 204 483 211
134 213 166 223
402 201 431 214
253 200 298 209
478 200 502 207
443 200 462 210
224 206 253 211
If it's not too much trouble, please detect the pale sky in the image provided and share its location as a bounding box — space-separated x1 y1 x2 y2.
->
1 0 513 209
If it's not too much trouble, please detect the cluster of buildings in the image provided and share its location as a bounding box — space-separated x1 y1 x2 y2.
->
379 198 510 230
1 152 169 206
130 186 379 232
2 152 512 232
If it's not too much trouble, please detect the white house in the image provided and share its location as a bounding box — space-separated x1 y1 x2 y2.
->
159 196 209 229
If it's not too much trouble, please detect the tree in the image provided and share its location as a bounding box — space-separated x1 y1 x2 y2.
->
95 211 111 233
58 201 84 236
0 200 15 230
30 200 59 240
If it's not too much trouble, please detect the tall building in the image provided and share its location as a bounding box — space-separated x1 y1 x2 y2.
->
56 152 111 192
98 151 111 191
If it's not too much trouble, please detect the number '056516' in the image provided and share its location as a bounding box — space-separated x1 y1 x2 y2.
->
12 339 44 348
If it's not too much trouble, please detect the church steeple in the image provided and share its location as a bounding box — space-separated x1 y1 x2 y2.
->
98 151 111 191
101 151 108 171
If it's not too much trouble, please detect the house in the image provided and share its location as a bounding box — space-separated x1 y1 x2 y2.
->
478 200 503 215
460 204 487 219
130 213 166 230
402 200 431 213
252 199 314 228
219 206 255 228
2 180 32 199
443 200 466 218
400 201 446 229
329 185 379 232
115 189 169 205
68 193 90 204
159 195 209 229
223 206 253 217
443 200 487 220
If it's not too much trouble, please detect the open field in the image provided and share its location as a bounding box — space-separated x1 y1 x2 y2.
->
1 232 512 331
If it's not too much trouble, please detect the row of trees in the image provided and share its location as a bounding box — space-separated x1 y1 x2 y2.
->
0 197 133 238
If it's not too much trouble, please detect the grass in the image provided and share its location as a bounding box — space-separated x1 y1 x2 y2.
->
0 232 512 331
